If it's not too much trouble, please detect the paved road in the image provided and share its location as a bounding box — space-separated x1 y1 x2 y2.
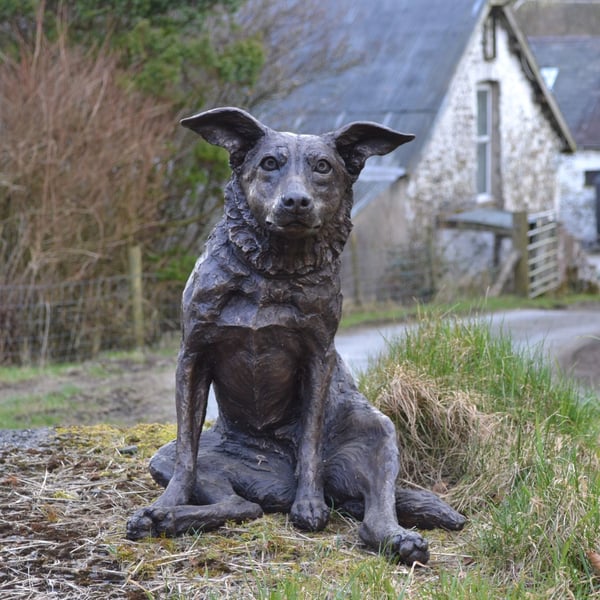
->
337 309 600 398
205 308 600 419
336 308 600 374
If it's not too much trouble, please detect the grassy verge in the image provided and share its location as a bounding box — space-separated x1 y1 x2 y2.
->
0 348 150 385
359 314 600 598
0 362 75 384
340 292 599 330
0 384 82 428
0 348 171 429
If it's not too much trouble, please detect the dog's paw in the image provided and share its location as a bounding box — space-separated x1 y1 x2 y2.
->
290 497 330 532
381 529 430 566
126 506 175 540
440 510 466 531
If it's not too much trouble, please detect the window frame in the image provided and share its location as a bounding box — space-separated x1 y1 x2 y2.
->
476 83 493 202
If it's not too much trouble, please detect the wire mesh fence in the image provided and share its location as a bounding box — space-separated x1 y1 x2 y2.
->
1 251 434 367
0 238 508 366
0 276 181 366
1 215 580 367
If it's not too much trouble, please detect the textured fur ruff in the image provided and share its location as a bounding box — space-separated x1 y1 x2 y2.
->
223 179 353 278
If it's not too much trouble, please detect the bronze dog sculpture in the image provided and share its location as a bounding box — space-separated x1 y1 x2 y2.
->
126 107 465 565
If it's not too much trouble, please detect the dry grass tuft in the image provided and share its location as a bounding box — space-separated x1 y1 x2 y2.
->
374 364 520 513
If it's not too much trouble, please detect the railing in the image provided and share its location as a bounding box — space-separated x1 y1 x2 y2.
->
438 208 561 298
513 210 560 298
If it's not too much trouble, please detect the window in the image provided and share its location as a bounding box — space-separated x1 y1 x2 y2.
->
540 67 559 91
476 84 492 200
584 170 600 187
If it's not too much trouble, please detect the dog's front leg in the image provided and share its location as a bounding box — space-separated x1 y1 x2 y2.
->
160 347 210 505
290 347 335 532
126 346 210 539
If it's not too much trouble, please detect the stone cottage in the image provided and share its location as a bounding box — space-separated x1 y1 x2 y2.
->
261 0 575 303
528 35 600 248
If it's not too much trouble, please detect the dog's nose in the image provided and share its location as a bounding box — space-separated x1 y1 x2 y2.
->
281 192 313 214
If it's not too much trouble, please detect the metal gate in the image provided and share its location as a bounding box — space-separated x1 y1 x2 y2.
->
527 210 559 298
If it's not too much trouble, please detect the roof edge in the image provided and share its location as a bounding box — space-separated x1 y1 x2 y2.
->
495 3 577 153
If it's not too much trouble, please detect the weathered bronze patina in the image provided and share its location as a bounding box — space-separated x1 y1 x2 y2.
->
126 107 465 565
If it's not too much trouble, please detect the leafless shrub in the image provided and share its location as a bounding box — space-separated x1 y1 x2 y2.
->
0 30 173 285
236 0 361 110
0 25 174 362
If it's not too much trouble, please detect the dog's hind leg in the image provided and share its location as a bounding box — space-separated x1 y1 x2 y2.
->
323 372 429 565
336 486 466 532
126 447 263 539
394 487 466 531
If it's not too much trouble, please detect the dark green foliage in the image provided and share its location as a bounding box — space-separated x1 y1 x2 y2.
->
147 249 198 283
0 0 261 106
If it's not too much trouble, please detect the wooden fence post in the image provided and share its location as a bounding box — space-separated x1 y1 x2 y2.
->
512 211 529 297
128 245 144 348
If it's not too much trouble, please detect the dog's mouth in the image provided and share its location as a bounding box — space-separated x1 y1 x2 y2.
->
266 218 322 238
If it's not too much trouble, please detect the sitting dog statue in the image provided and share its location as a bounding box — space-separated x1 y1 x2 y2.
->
126 107 465 565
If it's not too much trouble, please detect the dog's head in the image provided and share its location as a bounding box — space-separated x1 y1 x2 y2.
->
181 107 414 241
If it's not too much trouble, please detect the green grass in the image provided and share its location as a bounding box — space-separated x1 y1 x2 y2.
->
0 384 82 428
0 362 75 384
357 313 600 598
365 310 597 423
0 347 151 385
253 555 413 599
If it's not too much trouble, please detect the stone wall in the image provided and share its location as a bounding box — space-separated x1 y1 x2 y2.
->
558 150 600 245
342 9 566 302
408 12 563 217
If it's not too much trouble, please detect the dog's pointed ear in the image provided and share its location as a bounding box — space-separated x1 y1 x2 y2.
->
180 107 267 168
331 122 415 177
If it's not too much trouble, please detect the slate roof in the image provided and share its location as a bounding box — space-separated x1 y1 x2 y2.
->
260 0 488 174
257 0 574 213
528 36 600 149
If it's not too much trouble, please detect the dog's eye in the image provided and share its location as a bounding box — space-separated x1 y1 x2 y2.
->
314 159 332 174
260 156 279 171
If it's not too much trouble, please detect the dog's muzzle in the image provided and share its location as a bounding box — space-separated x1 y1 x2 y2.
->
280 191 314 215
265 192 322 237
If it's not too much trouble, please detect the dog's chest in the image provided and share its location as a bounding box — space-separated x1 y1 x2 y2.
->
217 275 337 338
204 274 340 430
